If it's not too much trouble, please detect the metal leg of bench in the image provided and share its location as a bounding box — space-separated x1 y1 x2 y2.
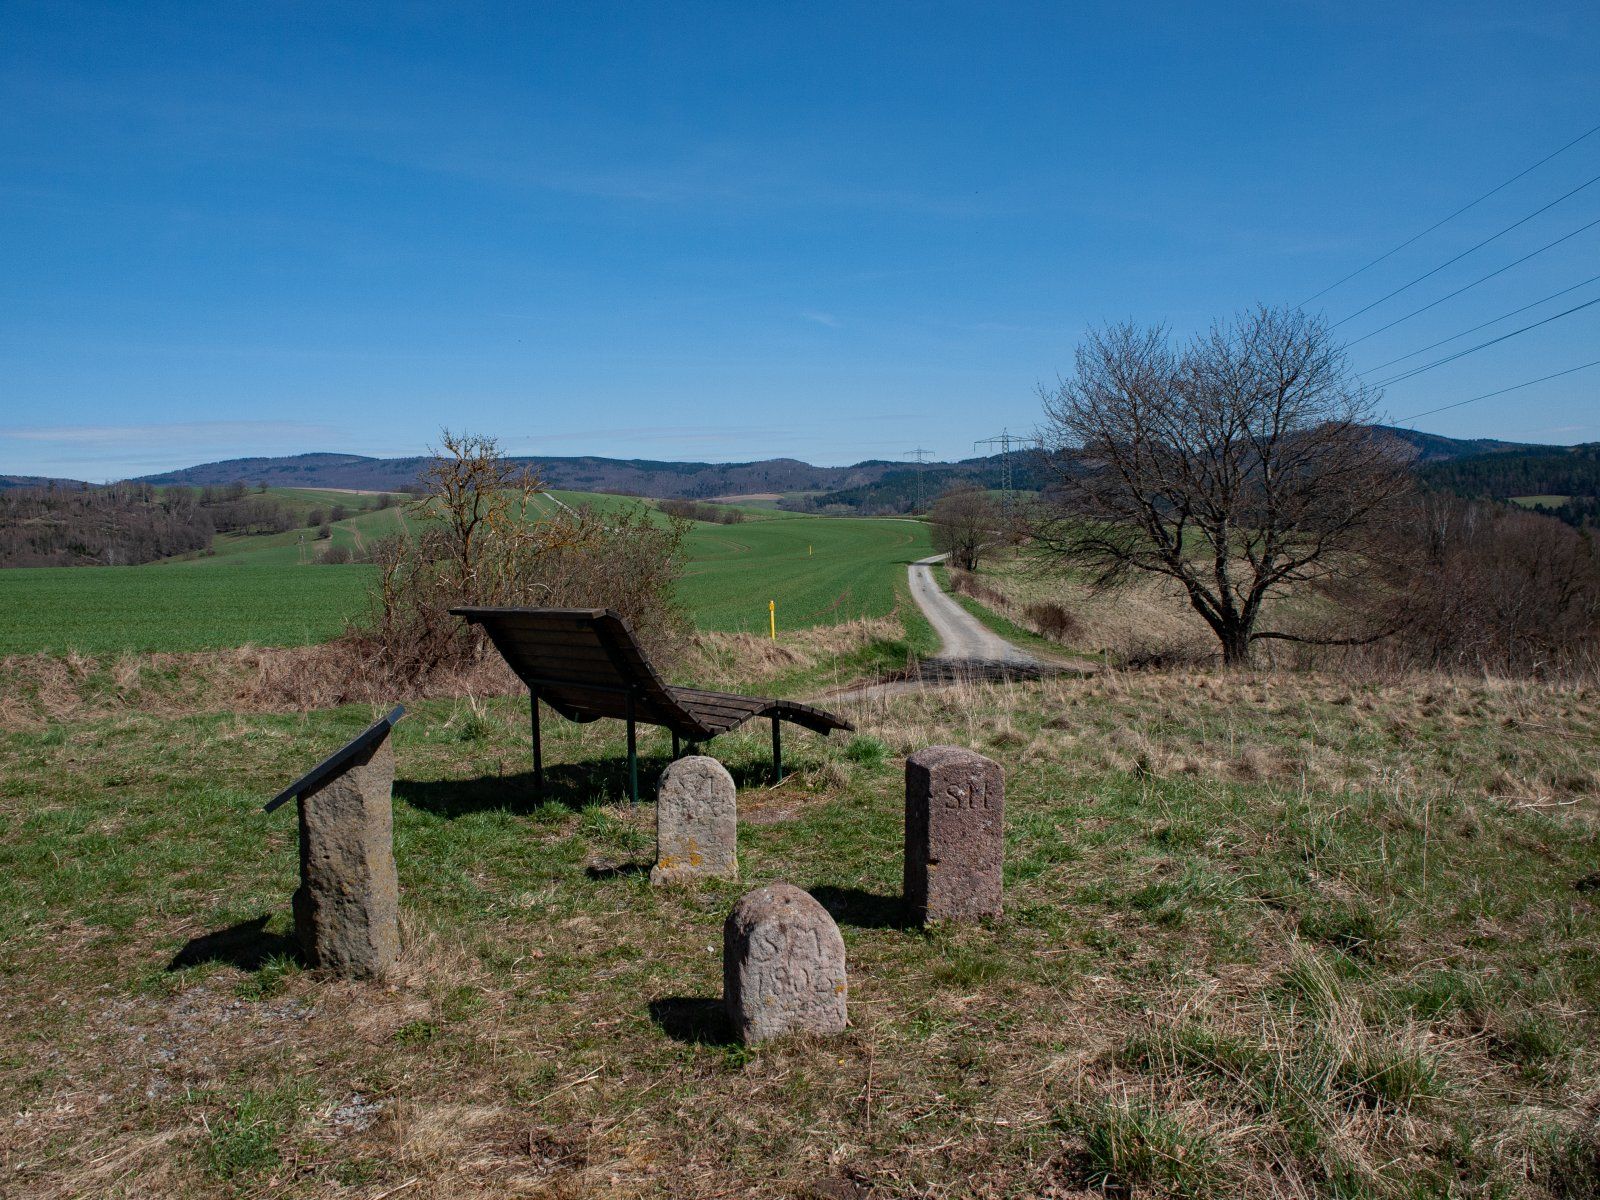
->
672 730 680 760
626 692 638 806
530 690 543 797
771 716 783 784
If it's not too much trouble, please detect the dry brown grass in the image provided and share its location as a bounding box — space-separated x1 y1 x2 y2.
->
0 618 903 732
953 557 1218 666
835 667 1600 805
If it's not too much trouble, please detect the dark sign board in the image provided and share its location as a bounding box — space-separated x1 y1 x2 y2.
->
263 706 405 814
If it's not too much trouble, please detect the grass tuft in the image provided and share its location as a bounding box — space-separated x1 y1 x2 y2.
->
1061 1098 1223 1197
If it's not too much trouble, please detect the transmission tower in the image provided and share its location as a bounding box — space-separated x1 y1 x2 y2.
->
903 448 933 512
974 429 1037 513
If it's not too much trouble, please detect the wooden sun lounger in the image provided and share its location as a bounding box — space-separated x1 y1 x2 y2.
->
451 607 854 802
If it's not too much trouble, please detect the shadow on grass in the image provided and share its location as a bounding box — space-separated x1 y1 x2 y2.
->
648 996 737 1046
395 753 783 818
167 915 302 972
810 885 915 930
585 861 652 880
396 760 658 817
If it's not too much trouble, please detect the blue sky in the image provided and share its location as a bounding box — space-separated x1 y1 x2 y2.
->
3 1 1597 479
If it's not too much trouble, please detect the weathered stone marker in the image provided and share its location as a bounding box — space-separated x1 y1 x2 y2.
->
651 755 738 885
723 883 846 1044
265 708 402 980
904 746 1004 924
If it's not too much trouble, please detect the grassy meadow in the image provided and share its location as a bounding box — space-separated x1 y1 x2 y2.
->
0 491 931 654
1 660 1598 1197
4 488 1599 1197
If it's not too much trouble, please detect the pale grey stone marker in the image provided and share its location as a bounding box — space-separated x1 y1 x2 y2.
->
723 883 847 1044
904 745 1004 925
650 755 738 885
264 708 402 981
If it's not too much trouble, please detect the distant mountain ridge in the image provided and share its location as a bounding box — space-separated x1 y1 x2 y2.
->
137 451 908 498
128 427 1559 505
0 425 1558 511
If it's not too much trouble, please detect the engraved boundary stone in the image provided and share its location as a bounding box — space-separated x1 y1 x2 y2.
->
651 755 738 885
723 883 847 1045
904 745 1004 925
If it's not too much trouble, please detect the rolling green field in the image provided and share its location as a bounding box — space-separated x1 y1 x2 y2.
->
679 516 927 634
0 492 929 654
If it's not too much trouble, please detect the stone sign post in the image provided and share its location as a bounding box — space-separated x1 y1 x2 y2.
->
651 755 738 885
904 745 1004 925
265 708 403 981
723 883 847 1044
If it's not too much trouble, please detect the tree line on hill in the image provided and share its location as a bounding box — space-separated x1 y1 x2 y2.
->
655 499 745 524
0 481 289 566
1419 444 1600 529
0 481 397 567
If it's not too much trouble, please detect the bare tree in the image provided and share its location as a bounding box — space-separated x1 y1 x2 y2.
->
928 483 1000 571
1031 306 1410 666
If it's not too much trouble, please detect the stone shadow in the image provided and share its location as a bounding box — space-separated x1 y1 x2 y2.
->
585 861 652 880
167 915 302 972
809 885 915 930
648 996 737 1046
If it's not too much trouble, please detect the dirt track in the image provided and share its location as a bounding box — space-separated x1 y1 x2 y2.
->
908 554 1040 669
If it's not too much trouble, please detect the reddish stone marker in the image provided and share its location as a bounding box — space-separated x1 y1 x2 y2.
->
724 884 847 1045
904 746 1005 924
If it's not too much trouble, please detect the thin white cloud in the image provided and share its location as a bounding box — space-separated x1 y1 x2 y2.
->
800 311 842 328
0 419 340 446
0 420 347 480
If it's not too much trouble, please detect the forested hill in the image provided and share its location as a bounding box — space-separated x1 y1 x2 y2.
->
1373 426 1537 463
1419 444 1600 498
1420 444 1600 529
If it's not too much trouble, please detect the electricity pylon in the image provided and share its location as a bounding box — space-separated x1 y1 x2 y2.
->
903 448 933 512
974 429 1036 513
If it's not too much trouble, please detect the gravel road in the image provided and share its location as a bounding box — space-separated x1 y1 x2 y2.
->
908 554 1040 669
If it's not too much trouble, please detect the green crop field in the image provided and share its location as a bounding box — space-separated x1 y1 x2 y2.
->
679 516 929 634
0 493 929 655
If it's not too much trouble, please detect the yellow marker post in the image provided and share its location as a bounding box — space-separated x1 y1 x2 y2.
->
769 600 776 640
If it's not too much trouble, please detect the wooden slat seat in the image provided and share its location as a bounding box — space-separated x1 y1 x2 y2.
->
451 606 854 801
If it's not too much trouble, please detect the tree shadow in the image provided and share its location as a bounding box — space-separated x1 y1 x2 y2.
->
167 915 303 972
810 885 915 930
648 996 737 1046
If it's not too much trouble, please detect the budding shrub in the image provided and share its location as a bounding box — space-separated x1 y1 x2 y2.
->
350 431 691 688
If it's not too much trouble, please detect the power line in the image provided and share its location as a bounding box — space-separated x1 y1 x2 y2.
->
1300 121 1600 305
1331 170 1600 328
1395 358 1600 423
1370 295 1600 389
1360 272 1600 375
1345 216 1600 347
